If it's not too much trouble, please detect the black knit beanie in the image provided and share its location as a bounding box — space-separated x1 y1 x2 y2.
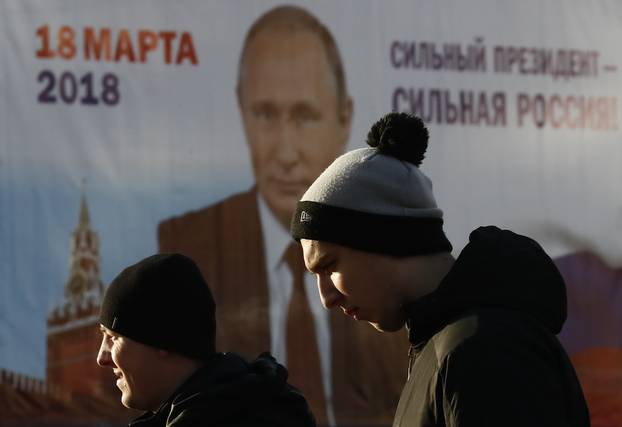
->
291 112 452 256
99 253 216 360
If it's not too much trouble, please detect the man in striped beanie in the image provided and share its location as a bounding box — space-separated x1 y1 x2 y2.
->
291 112 589 426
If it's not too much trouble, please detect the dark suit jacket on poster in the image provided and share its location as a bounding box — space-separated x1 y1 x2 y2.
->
158 189 406 427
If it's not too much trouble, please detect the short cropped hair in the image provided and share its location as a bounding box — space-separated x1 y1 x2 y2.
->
237 5 349 107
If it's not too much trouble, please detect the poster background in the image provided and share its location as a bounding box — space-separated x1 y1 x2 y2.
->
1 0 621 425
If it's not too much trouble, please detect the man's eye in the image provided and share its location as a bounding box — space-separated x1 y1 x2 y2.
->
319 263 335 275
292 109 320 125
252 105 277 122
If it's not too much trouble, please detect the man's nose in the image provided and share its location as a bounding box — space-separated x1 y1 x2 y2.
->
96 338 112 367
273 122 300 168
317 275 342 309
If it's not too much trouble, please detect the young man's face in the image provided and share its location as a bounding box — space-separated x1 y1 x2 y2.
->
238 29 351 228
300 239 407 332
96 326 167 411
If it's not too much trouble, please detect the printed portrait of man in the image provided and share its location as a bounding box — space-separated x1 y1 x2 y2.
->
158 5 405 427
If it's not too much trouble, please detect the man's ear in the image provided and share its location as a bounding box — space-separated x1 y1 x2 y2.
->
236 84 243 109
339 96 354 146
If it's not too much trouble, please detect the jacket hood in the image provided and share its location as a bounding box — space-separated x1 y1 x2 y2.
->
176 352 312 422
131 352 314 426
405 226 567 345
181 351 289 401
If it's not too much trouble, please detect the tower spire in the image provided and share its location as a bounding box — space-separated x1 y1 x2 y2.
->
49 182 104 325
78 179 90 227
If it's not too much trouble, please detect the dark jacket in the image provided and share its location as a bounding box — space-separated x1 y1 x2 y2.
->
158 189 406 426
393 226 590 427
129 352 315 427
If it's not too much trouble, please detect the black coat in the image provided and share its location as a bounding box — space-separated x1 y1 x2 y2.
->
393 226 590 427
129 352 315 427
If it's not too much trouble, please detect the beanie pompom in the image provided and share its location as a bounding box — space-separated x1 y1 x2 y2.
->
366 112 429 166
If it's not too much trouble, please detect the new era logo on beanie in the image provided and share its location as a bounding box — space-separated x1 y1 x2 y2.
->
291 112 452 256
99 253 216 360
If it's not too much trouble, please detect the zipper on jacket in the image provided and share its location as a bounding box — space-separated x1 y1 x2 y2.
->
407 345 416 380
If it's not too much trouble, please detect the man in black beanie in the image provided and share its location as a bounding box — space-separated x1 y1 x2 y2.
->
97 253 315 427
291 112 590 426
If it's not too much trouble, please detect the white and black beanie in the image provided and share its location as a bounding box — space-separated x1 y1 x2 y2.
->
291 112 452 256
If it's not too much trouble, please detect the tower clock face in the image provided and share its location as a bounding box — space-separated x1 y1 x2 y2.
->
67 275 87 298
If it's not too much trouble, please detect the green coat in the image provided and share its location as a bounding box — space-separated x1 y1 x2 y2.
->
393 227 589 427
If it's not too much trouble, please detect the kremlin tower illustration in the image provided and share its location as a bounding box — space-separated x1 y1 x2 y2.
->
1 188 133 426
46 189 117 401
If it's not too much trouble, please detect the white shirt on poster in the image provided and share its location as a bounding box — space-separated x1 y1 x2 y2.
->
257 194 335 427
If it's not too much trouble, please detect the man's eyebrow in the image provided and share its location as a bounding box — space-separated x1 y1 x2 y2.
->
250 100 277 110
291 102 322 116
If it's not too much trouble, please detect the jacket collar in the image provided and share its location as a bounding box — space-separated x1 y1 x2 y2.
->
129 353 243 426
404 226 567 347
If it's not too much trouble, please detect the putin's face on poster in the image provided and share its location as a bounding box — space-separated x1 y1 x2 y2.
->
237 25 352 228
